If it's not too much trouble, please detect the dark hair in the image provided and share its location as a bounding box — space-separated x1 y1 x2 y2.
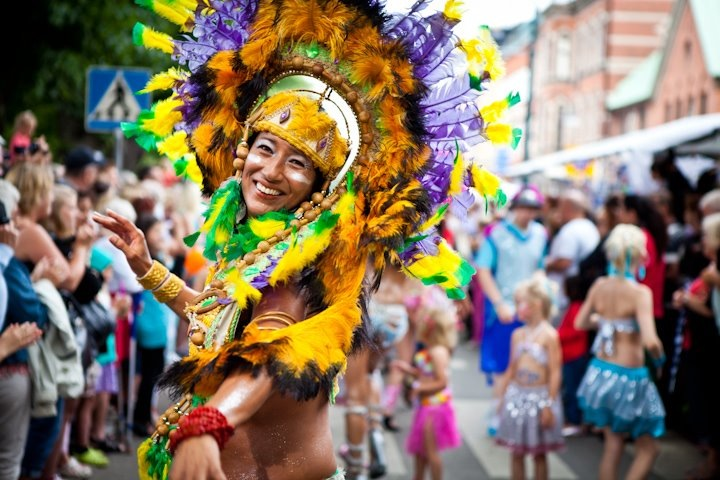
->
622 194 668 259
136 213 161 237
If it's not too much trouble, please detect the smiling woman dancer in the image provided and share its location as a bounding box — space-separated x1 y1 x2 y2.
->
93 0 517 479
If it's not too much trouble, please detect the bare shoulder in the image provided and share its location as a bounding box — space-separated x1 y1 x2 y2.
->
632 282 653 297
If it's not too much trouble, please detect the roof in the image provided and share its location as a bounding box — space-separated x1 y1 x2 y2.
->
606 0 720 111
606 51 662 111
691 0 720 78
504 113 720 177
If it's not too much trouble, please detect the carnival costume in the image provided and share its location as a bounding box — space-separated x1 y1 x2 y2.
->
405 348 461 456
495 331 564 454
123 0 520 477
576 317 666 438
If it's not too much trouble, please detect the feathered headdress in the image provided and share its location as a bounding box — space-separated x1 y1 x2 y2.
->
126 0 519 477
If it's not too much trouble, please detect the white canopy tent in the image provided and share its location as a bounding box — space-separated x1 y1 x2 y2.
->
504 114 720 188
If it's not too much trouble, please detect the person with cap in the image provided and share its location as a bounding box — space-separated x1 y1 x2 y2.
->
61 146 106 195
475 185 548 436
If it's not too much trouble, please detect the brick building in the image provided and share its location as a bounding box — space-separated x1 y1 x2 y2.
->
492 0 675 163
607 0 720 134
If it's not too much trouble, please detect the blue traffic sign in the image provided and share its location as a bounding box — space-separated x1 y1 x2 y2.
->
85 66 151 133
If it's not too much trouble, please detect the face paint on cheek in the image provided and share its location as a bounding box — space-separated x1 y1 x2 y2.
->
246 152 263 166
285 167 314 186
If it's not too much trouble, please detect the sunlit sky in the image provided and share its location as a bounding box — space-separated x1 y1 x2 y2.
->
388 0 555 34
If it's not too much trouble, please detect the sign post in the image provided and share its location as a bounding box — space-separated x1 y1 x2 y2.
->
85 66 151 169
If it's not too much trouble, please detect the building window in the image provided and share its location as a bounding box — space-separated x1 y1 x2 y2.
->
684 40 692 62
700 92 708 114
665 102 672 121
688 96 695 116
556 32 571 81
676 99 682 119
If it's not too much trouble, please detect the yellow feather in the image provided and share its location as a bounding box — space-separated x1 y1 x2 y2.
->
185 156 203 185
269 226 334 285
142 97 183 137
448 150 466 196
470 164 502 198
141 68 188 93
404 241 462 290
240 297 360 374
141 25 175 54
157 130 189 160
248 217 287 239
443 0 464 21
486 123 513 145
151 1 194 29
225 269 262 311
480 98 509 124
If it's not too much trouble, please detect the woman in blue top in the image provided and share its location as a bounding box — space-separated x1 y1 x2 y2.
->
575 224 666 480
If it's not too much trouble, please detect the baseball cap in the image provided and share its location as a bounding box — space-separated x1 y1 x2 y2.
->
64 145 106 172
510 186 544 209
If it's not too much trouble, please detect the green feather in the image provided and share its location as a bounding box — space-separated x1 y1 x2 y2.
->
183 231 200 247
202 179 243 260
346 171 355 195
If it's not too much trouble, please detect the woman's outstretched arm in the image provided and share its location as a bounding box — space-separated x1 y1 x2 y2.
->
92 210 200 318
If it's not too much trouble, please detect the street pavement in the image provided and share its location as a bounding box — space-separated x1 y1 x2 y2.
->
96 340 702 479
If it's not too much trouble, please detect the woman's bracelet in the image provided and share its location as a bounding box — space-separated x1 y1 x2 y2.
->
136 260 169 290
168 406 235 454
153 273 185 303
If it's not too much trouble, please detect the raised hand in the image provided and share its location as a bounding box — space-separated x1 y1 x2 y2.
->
92 210 153 277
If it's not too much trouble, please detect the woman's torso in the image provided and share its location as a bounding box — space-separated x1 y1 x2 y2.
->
221 393 336 479
590 277 645 367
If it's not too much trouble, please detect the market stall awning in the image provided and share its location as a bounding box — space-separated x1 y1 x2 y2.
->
504 113 720 178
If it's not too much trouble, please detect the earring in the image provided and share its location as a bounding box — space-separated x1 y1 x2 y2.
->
637 265 646 281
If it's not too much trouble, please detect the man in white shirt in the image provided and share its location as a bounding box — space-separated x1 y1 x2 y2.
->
545 189 600 320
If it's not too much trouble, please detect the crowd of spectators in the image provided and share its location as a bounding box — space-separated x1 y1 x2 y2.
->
0 109 204 480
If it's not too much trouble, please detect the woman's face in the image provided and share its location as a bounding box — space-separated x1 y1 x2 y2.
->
58 197 80 234
241 132 317 217
146 222 165 254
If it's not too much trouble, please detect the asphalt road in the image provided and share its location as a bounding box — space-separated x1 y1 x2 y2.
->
94 340 703 479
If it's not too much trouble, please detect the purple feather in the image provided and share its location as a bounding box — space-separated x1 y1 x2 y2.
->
449 188 476 219
248 255 279 290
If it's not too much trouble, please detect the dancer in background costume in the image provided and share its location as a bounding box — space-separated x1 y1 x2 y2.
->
575 224 666 480
93 0 520 478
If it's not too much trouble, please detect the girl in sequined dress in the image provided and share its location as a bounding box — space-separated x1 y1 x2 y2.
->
495 272 564 480
575 224 666 480
393 285 461 480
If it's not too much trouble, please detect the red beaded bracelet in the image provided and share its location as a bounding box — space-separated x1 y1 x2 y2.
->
168 406 235 454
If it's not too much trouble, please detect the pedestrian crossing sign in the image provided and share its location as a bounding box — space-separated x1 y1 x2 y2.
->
85 66 151 133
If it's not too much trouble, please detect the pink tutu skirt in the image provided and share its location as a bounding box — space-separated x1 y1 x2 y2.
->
405 401 462 456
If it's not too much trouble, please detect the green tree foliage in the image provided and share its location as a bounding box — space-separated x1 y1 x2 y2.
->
1 0 172 154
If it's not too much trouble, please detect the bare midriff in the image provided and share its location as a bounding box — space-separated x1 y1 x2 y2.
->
220 392 336 479
596 331 645 368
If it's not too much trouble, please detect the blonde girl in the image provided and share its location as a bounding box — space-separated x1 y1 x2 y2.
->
393 285 461 480
496 271 564 480
575 223 665 480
